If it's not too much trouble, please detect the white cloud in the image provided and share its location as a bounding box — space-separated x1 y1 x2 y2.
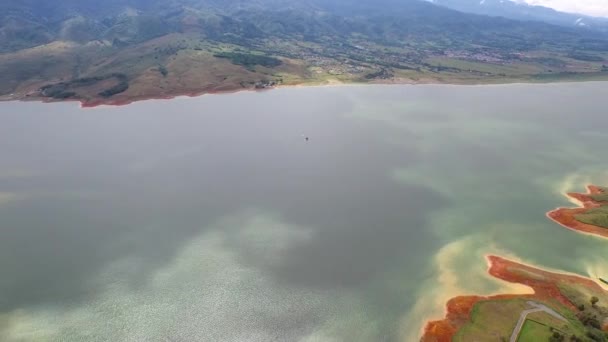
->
511 0 608 18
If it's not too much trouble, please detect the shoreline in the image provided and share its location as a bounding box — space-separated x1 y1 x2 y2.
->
546 185 608 239
421 255 604 341
4 77 608 109
417 254 535 342
422 185 608 341
8 80 362 109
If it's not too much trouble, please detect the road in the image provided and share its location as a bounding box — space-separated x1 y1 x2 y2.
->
509 301 567 342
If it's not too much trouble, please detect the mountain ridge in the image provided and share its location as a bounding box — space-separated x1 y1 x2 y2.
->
430 0 608 31
2 0 608 105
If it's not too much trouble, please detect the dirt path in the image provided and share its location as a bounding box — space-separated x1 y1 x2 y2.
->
509 301 567 342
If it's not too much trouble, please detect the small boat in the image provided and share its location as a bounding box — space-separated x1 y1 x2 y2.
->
600 277 608 285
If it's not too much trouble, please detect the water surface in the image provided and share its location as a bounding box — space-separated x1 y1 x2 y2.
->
0 83 607 341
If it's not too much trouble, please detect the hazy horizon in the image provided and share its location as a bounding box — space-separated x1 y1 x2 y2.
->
511 0 608 18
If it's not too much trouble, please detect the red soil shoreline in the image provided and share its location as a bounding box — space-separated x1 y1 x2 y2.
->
547 185 608 239
10 77 601 109
422 185 608 341
34 85 269 109
15 80 366 109
421 256 603 341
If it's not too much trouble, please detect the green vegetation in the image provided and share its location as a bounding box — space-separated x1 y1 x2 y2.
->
158 65 168 77
454 297 599 342
41 74 129 99
213 52 282 70
518 320 554 341
3 0 608 102
575 206 608 229
568 52 605 62
558 284 608 342
454 299 528 341
98 78 129 98
436 184 608 342
364 68 393 80
590 188 608 202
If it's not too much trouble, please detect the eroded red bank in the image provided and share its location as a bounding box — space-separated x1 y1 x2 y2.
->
421 256 602 341
27 85 267 108
422 185 608 341
547 185 608 239
79 88 250 108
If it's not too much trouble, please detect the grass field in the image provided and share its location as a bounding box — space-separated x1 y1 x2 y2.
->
454 298 528 341
575 206 608 229
454 298 588 342
518 320 554 341
590 187 608 202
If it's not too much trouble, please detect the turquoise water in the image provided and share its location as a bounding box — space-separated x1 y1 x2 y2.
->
0 83 607 341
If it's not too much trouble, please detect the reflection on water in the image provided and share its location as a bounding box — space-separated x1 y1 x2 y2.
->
0 83 607 341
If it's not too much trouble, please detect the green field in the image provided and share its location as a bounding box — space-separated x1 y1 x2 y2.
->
454 299 527 341
518 320 554 341
454 298 590 342
590 188 608 202
575 206 608 229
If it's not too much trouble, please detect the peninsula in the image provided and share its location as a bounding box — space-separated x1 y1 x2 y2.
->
423 185 608 342
548 185 608 239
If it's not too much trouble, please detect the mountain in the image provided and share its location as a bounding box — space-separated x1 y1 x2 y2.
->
1 0 608 105
430 0 608 31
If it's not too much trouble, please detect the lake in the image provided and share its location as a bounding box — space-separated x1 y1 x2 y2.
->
0 83 607 341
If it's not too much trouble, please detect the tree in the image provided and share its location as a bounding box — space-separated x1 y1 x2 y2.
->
549 331 565 342
591 296 599 307
579 312 601 329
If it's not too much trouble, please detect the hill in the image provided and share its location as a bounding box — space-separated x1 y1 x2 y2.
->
431 0 608 32
2 0 608 105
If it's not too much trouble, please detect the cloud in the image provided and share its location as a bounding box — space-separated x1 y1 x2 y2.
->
511 0 608 18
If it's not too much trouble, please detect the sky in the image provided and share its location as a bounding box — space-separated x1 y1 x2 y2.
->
512 0 608 18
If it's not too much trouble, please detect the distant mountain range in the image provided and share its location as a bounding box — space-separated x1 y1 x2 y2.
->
1 0 608 105
430 0 608 31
